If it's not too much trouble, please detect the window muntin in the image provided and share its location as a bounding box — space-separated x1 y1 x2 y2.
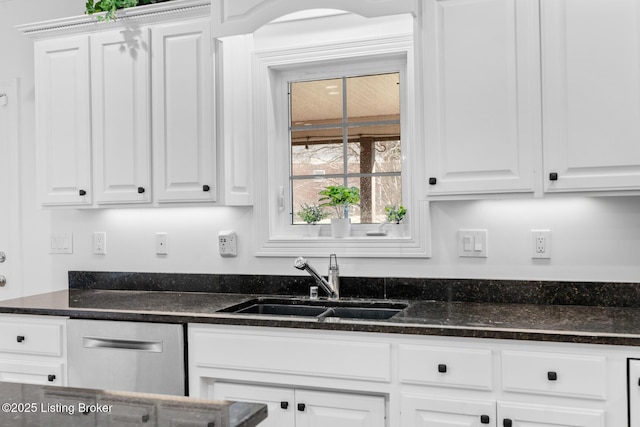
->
289 72 401 225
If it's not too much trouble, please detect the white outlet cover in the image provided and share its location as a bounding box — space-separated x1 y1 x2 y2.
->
531 229 551 259
156 232 168 255
93 232 107 255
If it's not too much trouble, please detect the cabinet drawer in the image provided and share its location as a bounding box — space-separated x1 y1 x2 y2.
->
501 350 606 400
190 327 391 382
398 344 493 390
0 359 64 385
0 318 64 357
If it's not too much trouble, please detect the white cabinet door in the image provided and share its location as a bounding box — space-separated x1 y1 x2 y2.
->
541 0 640 192
212 382 385 427
295 389 385 427
213 382 296 427
498 402 604 427
400 394 496 427
91 28 152 204
34 36 92 206
423 0 539 196
152 19 216 203
629 359 640 427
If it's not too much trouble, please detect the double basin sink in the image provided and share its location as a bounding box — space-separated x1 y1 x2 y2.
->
220 297 408 321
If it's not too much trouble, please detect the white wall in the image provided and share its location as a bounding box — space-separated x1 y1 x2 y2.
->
1 0 639 297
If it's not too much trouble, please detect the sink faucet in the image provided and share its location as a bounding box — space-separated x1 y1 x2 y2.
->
294 254 340 300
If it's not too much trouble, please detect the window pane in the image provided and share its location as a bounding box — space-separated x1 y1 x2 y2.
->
291 129 344 176
349 175 402 224
290 78 343 126
292 177 343 224
346 125 401 174
347 73 400 123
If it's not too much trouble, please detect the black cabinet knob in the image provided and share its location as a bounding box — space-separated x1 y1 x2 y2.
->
438 364 447 373
47 374 56 382
137 187 145 194
503 419 513 427
547 371 558 381
297 403 306 412
428 177 437 185
480 415 490 424
280 401 289 410
141 414 150 423
203 185 210 192
79 189 87 196
549 172 558 181
16 335 24 343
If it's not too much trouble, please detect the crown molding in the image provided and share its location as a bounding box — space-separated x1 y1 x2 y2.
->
16 0 210 39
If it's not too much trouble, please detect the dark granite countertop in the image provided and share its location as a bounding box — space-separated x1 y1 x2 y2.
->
0 380 267 427
3 288 640 346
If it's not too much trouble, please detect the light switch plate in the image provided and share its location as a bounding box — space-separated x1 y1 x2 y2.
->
49 232 73 254
156 232 168 255
458 229 488 258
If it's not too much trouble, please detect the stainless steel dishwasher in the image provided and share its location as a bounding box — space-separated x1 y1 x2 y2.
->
67 319 185 396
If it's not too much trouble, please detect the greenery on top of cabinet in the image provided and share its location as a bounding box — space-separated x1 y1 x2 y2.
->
85 0 171 21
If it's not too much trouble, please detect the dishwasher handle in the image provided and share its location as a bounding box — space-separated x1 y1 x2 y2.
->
82 337 163 353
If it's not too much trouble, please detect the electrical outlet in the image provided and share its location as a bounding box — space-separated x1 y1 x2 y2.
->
93 232 107 255
218 230 237 257
531 229 551 259
156 232 168 255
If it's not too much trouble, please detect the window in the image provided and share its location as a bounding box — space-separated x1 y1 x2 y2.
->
290 73 402 224
248 11 430 257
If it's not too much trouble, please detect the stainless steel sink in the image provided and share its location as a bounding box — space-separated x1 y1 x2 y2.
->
220 298 407 320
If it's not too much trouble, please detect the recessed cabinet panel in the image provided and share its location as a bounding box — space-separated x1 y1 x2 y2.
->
398 344 493 390
497 401 605 427
542 0 640 192
34 36 92 206
152 19 215 203
501 350 607 400
424 0 538 195
400 394 496 427
91 28 152 204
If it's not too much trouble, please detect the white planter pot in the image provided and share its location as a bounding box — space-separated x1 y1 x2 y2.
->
331 218 351 238
387 223 405 237
307 224 321 238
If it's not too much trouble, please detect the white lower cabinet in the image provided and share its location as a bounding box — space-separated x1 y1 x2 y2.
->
189 324 637 427
0 314 67 386
213 382 385 427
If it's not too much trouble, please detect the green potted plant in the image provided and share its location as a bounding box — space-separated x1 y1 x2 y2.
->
297 204 327 237
384 204 407 237
86 0 171 21
318 185 360 237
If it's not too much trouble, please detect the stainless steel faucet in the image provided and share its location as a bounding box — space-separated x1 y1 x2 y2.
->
294 254 340 300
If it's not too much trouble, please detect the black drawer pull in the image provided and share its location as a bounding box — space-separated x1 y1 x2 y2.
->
16 335 25 343
297 403 306 412
547 371 558 381
503 419 513 427
137 187 145 194
480 415 490 424
438 364 447 373
428 177 437 185
47 374 56 382
203 185 210 192
280 401 289 410
549 172 558 181
79 189 87 196
141 414 150 423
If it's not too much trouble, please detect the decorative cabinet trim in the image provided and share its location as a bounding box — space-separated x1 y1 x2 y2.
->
16 0 210 39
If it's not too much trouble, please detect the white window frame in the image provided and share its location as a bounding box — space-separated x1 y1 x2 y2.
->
252 31 430 258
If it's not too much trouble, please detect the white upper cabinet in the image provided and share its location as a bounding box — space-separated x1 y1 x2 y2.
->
210 0 417 37
423 0 540 196
91 28 152 204
541 0 640 192
22 0 215 208
151 18 216 203
34 36 92 206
